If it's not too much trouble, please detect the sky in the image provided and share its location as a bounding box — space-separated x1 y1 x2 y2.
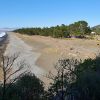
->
0 0 100 28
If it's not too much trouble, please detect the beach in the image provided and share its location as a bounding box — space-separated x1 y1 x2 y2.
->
4 32 46 78
16 33 100 70
4 32 100 87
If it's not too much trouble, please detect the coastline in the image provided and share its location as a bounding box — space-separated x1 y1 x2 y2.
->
15 33 100 87
15 33 100 71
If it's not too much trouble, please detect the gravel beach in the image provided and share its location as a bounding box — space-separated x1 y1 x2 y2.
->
4 32 46 78
16 33 100 72
4 32 100 87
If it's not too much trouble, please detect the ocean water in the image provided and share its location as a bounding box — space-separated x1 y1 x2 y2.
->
0 32 7 45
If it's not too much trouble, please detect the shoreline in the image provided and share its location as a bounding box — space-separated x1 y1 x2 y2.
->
16 33 100 66
15 33 100 87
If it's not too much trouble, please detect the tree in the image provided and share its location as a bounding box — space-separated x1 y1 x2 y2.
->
47 58 80 100
14 21 91 38
47 56 100 100
68 21 91 36
0 52 28 100
15 73 45 100
73 56 100 100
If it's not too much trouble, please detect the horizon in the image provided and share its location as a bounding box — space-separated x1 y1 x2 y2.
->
0 0 100 28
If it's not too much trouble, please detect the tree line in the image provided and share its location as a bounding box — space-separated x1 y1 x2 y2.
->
0 51 100 100
14 21 91 38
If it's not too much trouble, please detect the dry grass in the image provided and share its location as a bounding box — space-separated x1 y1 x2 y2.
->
16 33 100 70
15 33 100 87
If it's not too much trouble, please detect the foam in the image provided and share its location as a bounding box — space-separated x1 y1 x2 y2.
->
0 32 6 38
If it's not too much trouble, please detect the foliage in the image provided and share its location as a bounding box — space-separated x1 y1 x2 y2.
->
1 51 100 100
0 73 45 100
16 73 44 100
92 25 100 34
47 56 100 100
68 21 91 36
0 52 28 100
14 21 91 38
47 58 80 100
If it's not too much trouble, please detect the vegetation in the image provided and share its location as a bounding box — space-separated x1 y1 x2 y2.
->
1 52 100 100
47 56 100 100
0 52 29 100
92 25 100 34
0 73 45 100
0 52 45 100
14 21 91 38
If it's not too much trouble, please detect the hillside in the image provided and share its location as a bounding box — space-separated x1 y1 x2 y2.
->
93 25 100 29
92 25 100 34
